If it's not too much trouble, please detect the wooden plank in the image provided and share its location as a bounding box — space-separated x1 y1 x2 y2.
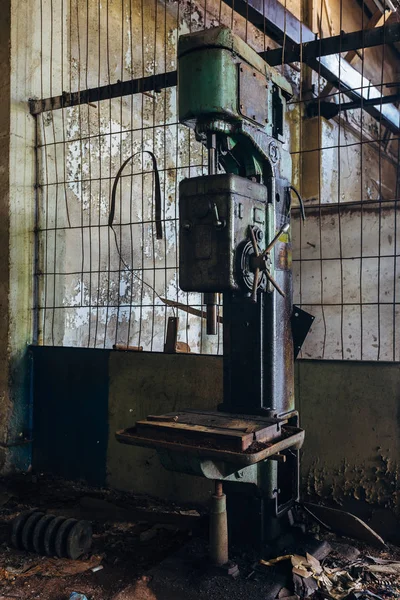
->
145 411 281 436
147 414 179 423
138 410 283 451
136 420 255 451
181 409 284 425
137 420 251 438
177 411 284 441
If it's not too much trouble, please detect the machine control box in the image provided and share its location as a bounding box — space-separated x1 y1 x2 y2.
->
179 173 270 292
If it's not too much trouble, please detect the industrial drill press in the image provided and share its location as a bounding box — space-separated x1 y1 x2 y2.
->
117 26 312 563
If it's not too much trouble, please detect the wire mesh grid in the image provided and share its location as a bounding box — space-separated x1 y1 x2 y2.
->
34 0 400 359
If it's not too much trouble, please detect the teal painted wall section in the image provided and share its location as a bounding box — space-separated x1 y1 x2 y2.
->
32 346 109 485
7 349 34 472
107 351 222 504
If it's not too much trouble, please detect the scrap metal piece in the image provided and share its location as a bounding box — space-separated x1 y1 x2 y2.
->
164 317 191 353
55 519 78 558
32 514 55 554
291 306 315 359
135 409 283 452
21 512 45 551
303 503 386 549
11 512 93 559
160 297 224 324
113 344 143 352
11 509 37 549
44 515 65 556
66 520 93 560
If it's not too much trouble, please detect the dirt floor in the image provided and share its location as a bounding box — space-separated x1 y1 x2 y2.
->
0 475 398 600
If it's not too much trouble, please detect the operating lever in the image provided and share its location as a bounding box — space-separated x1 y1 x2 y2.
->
249 223 290 302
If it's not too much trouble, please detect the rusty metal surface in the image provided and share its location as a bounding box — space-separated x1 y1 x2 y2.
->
115 425 304 467
238 63 269 126
135 409 283 452
303 503 386 549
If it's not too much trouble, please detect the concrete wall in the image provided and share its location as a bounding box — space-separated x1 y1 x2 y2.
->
297 360 400 522
0 0 12 470
32 347 400 540
0 0 40 472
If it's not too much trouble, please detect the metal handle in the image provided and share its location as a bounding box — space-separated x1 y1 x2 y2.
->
249 224 289 301
264 223 290 255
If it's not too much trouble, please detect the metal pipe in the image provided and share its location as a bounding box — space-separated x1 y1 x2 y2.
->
32 114 40 346
204 133 219 336
207 132 217 175
209 481 228 566
215 481 223 497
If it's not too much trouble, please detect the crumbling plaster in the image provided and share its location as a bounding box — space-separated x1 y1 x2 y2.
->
297 360 400 520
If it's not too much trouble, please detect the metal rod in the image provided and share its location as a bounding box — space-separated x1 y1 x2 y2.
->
265 271 286 298
215 480 223 497
29 70 178 115
160 297 224 324
265 223 290 255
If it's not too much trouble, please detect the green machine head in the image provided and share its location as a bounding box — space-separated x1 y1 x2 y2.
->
178 26 292 183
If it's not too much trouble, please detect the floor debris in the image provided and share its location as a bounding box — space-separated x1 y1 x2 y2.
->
0 475 398 599
260 547 400 599
1 555 103 580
